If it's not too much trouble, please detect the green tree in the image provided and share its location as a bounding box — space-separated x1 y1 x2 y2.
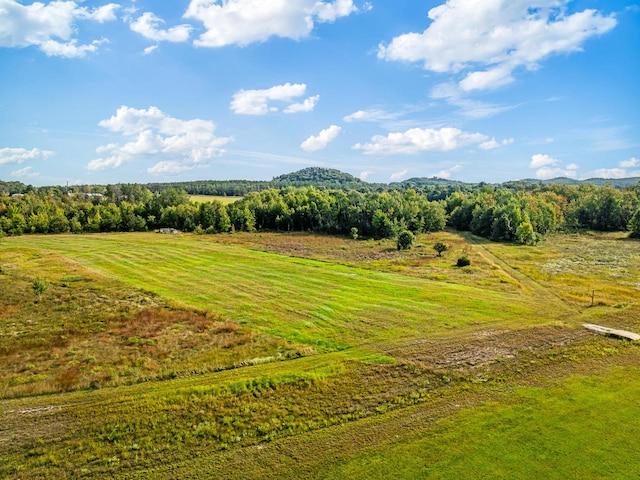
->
396 230 415 250
629 209 640 238
433 241 448 256
515 221 539 245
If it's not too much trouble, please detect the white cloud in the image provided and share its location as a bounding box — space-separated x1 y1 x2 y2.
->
529 153 578 179
230 83 317 115
184 0 361 48
0 0 119 58
390 169 408 181
343 109 399 123
359 170 373 181
284 95 319 114
301 125 342 152
433 164 462 179
11 166 40 178
0 147 54 165
80 3 119 22
530 153 559 168
143 45 158 55
620 157 639 168
479 137 514 150
88 106 232 175
130 12 192 42
353 127 488 155
378 1 616 91
535 165 579 180
586 168 628 179
580 158 640 179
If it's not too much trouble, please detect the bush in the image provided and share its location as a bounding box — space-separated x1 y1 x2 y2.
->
456 256 471 267
433 242 448 256
396 230 415 250
32 277 48 297
515 221 539 245
350 227 358 240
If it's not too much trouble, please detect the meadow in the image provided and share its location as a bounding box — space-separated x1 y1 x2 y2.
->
1 230 639 478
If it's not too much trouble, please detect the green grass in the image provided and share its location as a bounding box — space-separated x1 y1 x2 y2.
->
1 231 639 479
2 233 562 352
189 195 242 204
322 365 640 480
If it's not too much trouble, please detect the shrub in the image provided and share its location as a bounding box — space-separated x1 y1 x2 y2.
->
433 242 448 257
456 256 471 267
396 230 415 250
350 227 358 240
515 221 539 245
32 277 48 297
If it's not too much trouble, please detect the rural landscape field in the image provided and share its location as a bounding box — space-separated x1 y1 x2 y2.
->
1 219 639 478
2 0 638 477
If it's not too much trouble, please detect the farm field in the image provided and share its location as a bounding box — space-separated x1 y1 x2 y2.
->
1 231 639 478
189 195 243 205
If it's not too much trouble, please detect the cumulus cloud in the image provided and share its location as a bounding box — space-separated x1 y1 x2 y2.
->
433 164 462 179
359 170 373 181
620 157 639 168
301 125 341 152
530 153 559 168
582 158 640 179
529 153 578 179
353 127 489 155
0 147 54 165
130 12 192 42
184 0 361 47
390 169 408 181
88 106 232 175
479 137 514 150
284 95 320 114
378 0 616 92
0 0 119 58
586 168 628 179
11 166 40 178
230 83 317 115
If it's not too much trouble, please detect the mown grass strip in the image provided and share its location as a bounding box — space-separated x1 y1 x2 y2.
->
2 234 556 352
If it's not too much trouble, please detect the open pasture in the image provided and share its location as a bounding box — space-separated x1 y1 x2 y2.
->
189 195 242 205
1 231 639 478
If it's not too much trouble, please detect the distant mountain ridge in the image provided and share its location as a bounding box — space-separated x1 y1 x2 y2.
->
1 169 638 196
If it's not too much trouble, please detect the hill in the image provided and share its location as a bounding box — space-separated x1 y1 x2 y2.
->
272 167 363 185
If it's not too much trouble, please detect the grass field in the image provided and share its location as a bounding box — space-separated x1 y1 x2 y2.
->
189 195 243 204
1 230 639 478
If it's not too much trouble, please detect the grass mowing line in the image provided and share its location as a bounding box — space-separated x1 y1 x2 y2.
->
461 232 575 315
3 234 553 354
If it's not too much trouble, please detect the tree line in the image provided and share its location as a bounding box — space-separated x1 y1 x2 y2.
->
1 182 639 241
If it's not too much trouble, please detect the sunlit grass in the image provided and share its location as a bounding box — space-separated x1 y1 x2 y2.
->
189 195 242 204
1 231 639 479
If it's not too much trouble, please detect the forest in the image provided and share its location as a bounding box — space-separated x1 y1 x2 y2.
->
1 171 640 242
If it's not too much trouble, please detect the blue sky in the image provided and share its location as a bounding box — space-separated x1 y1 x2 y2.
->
0 0 638 186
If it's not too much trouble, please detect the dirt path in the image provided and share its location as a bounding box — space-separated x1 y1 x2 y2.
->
461 233 575 316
